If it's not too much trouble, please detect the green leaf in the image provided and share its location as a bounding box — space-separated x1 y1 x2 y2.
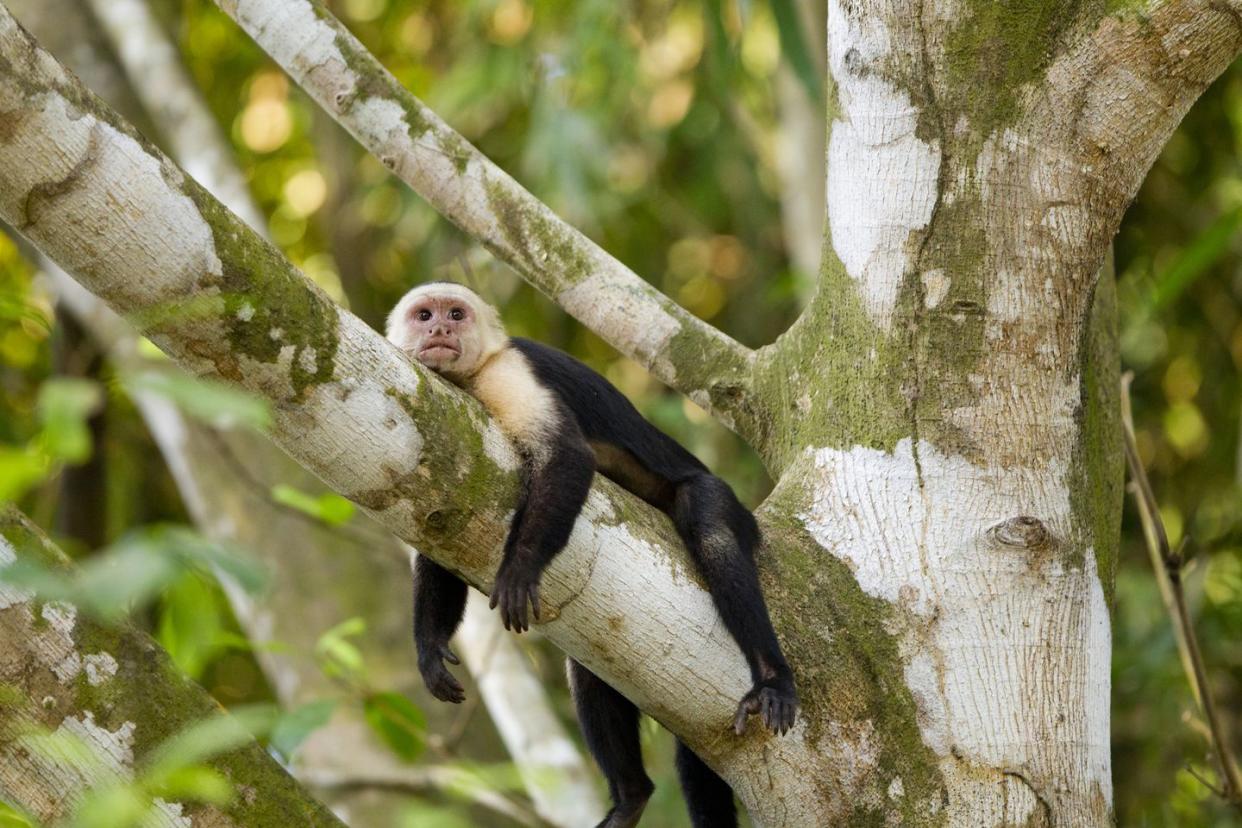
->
363 692 426 763
1146 205 1242 313
0 444 49 501
271 700 338 759
769 0 823 101
0 525 263 622
72 537 184 621
66 786 147 828
315 617 367 681
270 484 356 527
158 573 225 679
124 370 272 432
0 799 37 828
36 378 102 463
160 527 267 595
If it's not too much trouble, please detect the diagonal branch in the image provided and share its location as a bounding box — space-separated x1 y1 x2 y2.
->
0 506 346 827
0 7 825 815
1120 374 1242 808
211 0 763 440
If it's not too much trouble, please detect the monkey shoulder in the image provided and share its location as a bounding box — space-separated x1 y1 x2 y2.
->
508 338 706 482
467 346 563 449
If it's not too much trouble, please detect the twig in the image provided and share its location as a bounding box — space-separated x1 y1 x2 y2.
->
298 765 545 827
1120 372 1242 808
1187 763 1227 799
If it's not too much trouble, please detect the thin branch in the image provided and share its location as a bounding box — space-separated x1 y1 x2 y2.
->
296 764 545 827
208 0 764 440
1120 372 1242 808
452 590 607 825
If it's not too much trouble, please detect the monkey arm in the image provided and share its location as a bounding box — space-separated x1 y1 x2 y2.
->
412 554 468 703
490 423 596 633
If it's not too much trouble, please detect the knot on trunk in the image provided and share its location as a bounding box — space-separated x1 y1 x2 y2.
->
987 515 1054 551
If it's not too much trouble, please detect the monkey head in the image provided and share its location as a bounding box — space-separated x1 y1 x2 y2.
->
386 282 508 380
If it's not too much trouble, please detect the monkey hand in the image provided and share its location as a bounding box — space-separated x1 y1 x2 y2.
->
489 563 542 633
732 673 797 737
418 643 465 704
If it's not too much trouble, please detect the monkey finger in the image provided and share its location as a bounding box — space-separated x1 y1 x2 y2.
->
530 585 541 621
732 705 749 736
733 694 758 736
440 645 461 665
513 591 528 632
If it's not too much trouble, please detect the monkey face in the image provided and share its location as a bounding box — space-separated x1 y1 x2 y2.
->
386 283 507 380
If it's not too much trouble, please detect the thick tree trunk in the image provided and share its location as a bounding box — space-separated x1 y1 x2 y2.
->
1 0 1239 824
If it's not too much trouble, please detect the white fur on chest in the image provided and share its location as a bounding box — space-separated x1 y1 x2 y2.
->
469 348 560 454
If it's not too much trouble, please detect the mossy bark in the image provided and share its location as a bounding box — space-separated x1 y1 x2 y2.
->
0 507 346 828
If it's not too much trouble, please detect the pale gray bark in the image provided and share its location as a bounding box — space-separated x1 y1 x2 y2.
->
1 0 1239 824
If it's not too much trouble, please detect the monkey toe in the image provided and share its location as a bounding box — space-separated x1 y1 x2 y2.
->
733 682 798 736
492 578 540 633
430 670 465 704
419 655 465 704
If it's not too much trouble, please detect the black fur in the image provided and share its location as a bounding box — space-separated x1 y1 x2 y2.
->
676 740 737 827
413 337 796 827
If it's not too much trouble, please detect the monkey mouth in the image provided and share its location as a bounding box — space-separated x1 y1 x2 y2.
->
418 343 460 360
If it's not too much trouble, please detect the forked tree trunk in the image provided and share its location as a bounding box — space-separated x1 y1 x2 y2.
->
0 0 1239 824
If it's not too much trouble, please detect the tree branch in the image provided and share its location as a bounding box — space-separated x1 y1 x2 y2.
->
86 0 267 234
210 0 763 440
0 506 346 827
0 8 827 818
7 2 606 820
453 589 606 825
1120 374 1242 808
1043 0 1242 209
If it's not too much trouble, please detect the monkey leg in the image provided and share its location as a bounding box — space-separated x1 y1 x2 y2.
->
567 659 653 828
413 554 468 703
675 740 737 828
672 474 798 735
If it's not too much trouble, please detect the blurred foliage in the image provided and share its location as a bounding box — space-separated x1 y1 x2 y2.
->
1114 53 1242 828
0 0 1237 824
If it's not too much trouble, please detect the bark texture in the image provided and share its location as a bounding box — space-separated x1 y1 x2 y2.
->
2 0 1240 824
0 507 345 827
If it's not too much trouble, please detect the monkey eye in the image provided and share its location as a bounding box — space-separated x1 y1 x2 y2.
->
416 309 432 322
448 307 465 321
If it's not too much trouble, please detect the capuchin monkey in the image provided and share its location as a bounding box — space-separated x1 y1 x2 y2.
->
386 282 796 828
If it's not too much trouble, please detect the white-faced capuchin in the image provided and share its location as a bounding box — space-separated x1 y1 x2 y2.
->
386 282 797 828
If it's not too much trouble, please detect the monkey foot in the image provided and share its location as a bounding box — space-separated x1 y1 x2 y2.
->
733 678 797 736
594 793 651 828
418 644 465 704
